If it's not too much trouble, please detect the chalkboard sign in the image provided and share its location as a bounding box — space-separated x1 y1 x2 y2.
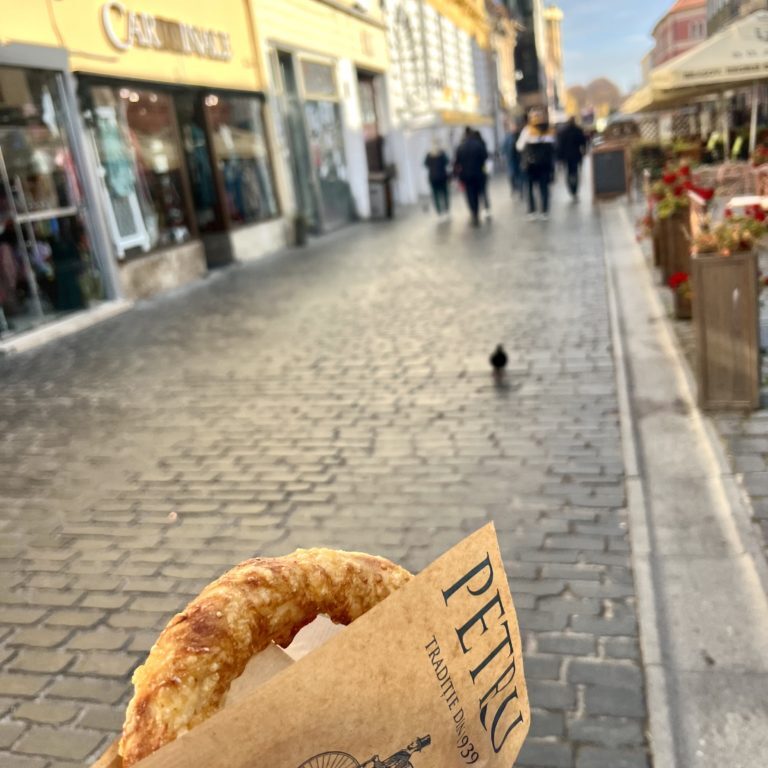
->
592 145 629 200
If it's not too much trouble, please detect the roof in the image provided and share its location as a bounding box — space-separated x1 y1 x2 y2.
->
669 0 706 11
652 0 706 34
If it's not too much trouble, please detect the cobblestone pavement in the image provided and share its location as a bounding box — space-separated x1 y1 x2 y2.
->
0 180 648 768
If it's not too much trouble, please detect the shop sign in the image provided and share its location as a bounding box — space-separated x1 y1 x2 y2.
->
101 2 232 61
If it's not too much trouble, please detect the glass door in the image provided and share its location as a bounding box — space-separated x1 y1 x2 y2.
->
358 73 385 173
0 67 102 335
275 51 321 232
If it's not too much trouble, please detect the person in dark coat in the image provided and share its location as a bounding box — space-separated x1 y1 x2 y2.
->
454 127 488 227
424 139 451 218
557 117 588 200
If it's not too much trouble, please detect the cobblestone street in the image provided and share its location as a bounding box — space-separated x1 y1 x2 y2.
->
0 181 648 768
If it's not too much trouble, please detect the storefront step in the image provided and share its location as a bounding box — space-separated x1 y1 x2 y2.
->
0 300 132 357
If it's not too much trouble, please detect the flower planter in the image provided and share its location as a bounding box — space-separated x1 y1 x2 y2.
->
673 290 692 320
662 209 692 284
692 249 760 410
652 220 662 268
656 216 673 280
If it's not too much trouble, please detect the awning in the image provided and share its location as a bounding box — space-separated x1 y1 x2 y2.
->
652 10 768 94
622 85 660 114
621 83 719 114
622 11 768 114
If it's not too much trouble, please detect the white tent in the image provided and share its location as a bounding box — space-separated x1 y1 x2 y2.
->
652 10 768 94
622 11 768 149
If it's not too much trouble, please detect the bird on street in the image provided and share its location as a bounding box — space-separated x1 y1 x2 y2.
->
490 344 508 372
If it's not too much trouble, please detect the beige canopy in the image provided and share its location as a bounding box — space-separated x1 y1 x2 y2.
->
623 10 768 113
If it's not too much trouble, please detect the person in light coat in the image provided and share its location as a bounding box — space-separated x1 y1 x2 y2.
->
516 108 556 220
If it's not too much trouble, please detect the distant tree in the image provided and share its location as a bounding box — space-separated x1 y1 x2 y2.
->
566 85 587 116
586 78 623 112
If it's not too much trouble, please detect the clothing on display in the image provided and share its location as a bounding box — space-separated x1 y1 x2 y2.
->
0 65 102 334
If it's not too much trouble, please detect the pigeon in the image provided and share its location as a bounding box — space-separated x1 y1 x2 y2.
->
490 344 508 372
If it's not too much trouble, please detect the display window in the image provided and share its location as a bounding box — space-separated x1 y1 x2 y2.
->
0 66 104 335
84 82 280 260
304 99 352 229
205 94 279 225
87 84 194 257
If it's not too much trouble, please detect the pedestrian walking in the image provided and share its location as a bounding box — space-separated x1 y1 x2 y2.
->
424 140 451 219
516 108 556 220
557 117 588 200
502 120 525 199
454 127 488 227
475 130 492 221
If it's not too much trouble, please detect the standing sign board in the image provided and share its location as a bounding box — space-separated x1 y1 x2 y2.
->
592 143 631 200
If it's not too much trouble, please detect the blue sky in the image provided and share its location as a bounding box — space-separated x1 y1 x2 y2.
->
556 0 674 93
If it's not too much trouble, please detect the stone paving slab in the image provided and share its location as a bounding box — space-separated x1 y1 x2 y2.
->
0 180 648 767
641 246 768 561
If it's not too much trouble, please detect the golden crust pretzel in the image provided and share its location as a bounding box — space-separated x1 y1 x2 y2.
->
119 548 412 766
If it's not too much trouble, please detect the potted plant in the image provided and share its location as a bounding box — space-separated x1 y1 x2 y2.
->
751 144 768 168
668 271 692 319
690 220 762 410
654 166 692 283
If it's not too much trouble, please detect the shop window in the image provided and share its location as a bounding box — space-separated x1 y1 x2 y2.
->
175 92 222 234
0 67 103 334
300 60 338 99
205 94 279 225
88 85 192 256
304 100 352 229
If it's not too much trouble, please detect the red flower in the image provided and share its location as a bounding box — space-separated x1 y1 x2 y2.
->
663 173 677 185
682 180 694 191
725 208 733 218
668 272 690 291
673 185 684 197
697 187 715 201
679 165 691 177
756 208 767 222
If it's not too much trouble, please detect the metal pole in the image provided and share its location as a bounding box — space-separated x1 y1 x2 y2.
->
58 72 123 301
749 81 759 155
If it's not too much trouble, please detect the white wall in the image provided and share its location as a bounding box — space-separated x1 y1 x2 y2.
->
337 58 372 219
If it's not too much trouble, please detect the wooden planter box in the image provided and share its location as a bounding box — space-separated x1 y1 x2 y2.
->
652 220 662 267
662 209 692 283
692 250 760 410
674 289 692 319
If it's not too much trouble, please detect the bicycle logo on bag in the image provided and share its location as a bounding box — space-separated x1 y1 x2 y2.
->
297 735 432 768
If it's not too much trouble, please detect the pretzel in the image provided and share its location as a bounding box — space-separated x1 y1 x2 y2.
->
119 549 412 766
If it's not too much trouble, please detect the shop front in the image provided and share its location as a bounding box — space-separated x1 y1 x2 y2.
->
1 0 284 314
0 8 119 339
253 0 391 231
67 0 283 295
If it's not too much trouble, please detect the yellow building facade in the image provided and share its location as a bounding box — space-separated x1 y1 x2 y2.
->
0 0 285 329
249 0 393 227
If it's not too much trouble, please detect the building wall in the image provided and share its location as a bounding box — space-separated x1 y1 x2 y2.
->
383 0 493 205
652 3 707 66
509 0 546 107
251 0 391 222
53 0 264 90
707 0 768 33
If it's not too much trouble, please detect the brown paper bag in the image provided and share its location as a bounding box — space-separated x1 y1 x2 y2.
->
94 523 530 768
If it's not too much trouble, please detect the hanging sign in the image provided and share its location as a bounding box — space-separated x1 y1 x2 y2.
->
101 2 232 61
